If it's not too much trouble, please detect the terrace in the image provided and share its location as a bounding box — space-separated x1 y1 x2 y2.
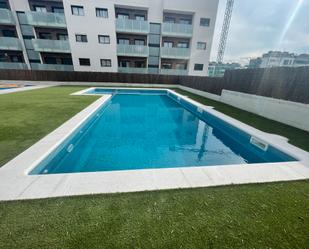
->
0 66 308 248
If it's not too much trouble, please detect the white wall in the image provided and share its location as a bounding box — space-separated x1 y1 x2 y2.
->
63 0 119 72
179 85 309 132
163 0 219 76
63 0 218 75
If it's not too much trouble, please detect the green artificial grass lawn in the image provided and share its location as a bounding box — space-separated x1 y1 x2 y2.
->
0 86 309 249
0 86 99 166
0 181 309 249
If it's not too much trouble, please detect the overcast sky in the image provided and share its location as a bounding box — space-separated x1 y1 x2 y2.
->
210 0 309 64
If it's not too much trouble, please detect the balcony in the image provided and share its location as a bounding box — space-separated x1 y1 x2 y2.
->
117 44 149 57
31 63 74 71
160 47 190 59
0 9 15 25
160 69 188 76
118 67 148 74
162 23 193 37
0 37 23 51
32 39 70 53
22 12 66 28
0 62 28 70
115 19 149 34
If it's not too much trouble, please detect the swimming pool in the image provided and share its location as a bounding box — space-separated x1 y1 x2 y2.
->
29 88 296 175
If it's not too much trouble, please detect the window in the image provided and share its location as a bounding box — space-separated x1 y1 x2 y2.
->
194 64 204 71
52 7 64 14
98 35 110 44
118 38 129 45
117 13 129 19
39 33 52 39
197 42 206 50
58 34 68 40
79 58 90 66
71 5 84 16
177 42 189 48
34 6 47 13
135 15 145 21
179 19 191 25
96 8 108 18
175 63 187 70
44 57 57 64
163 41 173 48
164 17 175 23
0 2 9 9
162 63 172 69
10 55 23 63
101 59 112 67
2 30 15 37
75 34 87 43
135 61 145 68
200 18 210 27
61 58 73 65
135 39 145 46
119 60 130 67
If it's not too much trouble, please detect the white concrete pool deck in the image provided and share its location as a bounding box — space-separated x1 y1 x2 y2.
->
0 88 308 201
0 85 50 95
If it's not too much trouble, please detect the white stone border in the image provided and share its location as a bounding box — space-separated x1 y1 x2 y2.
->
0 87 308 201
0 85 51 95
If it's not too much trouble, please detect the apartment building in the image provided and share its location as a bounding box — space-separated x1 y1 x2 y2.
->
0 0 219 76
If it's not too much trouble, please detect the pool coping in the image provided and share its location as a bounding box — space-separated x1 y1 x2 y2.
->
0 85 51 95
0 87 308 201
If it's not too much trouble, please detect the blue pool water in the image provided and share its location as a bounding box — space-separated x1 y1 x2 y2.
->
30 89 296 174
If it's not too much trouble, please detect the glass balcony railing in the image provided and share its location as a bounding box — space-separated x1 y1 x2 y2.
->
115 19 149 34
160 69 188 76
31 63 74 71
162 23 193 37
22 12 66 28
118 67 148 74
0 62 28 70
0 37 23 50
117 44 149 57
32 39 70 53
160 47 190 59
0 9 15 25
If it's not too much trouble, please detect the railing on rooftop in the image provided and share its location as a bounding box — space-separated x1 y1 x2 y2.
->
0 37 23 50
160 47 190 59
115 18 149 34
32 39 71 53
21 12 66 28
0 9 15 25
117 44 149 57
162 22 193 37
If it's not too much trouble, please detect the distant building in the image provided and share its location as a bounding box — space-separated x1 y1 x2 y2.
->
208 62 241 77
249 51 309 69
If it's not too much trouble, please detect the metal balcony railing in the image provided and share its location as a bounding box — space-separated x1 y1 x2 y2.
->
118 67 148 74
22 12 66 28
30 63 74 71
32 39 70 53
0 62 28 70
160 69 188 76
117 44 149 57
0 37 23 50
115 19 149 34
160 47 190 59
0 9 15 25
162 23 193 37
